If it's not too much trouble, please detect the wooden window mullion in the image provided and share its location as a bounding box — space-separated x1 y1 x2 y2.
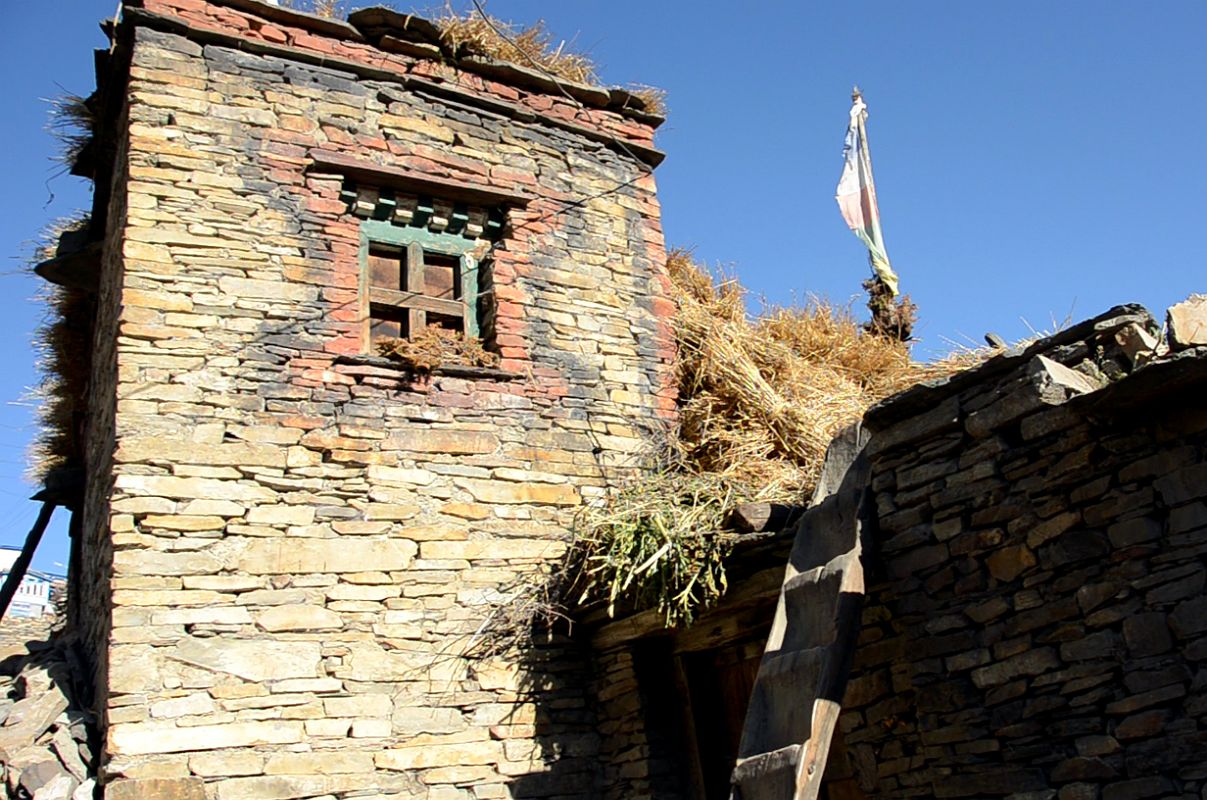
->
405 241 426 336
461 254 478 338
358 237 371 347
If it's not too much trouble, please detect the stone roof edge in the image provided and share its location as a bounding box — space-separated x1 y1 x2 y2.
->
179 0 666 126
119 6 667 167
863 304 1157 429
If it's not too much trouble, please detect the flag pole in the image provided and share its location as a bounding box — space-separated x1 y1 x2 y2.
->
836 86 914 340
852 86 887 296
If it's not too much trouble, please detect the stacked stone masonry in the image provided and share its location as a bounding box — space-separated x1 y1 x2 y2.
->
834 310 1207 799
74 1 675 797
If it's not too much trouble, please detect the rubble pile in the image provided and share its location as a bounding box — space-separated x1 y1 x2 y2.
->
0 637 96 800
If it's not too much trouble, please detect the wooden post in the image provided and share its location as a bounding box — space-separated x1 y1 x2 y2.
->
0 502 56 621
406 242 426 335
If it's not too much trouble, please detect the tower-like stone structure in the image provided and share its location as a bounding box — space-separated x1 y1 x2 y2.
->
61 2 675 795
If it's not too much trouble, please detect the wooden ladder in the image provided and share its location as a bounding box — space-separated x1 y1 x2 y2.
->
729 424 871 800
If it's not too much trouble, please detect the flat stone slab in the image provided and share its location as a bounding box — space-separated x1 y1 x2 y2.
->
1167 294 1207 349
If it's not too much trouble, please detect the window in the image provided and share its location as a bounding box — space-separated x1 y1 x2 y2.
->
319 156 527 355
357 219 485 351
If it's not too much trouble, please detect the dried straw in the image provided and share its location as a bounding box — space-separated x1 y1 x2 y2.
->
433 8 668 116
28 214 94 483
45 94 94 169
436 10 598 86
668 250 945 503
376 327 499 372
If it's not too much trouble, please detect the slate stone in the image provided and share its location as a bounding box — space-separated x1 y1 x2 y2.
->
1051 757 1117 781
1101 777 1174 800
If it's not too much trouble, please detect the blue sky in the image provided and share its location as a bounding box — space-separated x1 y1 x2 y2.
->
3 1 1206 572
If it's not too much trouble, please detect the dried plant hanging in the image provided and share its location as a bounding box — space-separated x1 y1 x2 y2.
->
376 327 500 372
433 6 668 115
27 213 94 483
561 252 990 627
45 93 94 169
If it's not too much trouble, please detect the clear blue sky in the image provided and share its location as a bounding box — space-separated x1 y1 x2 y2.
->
4 1 1206 572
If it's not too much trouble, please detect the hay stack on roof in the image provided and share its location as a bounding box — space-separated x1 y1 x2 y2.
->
667 250 951 502
568 252 982 626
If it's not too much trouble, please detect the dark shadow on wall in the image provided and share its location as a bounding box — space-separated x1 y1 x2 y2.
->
487 630 603 799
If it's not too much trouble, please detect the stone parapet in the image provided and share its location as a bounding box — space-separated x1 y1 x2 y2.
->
834 309 1207 798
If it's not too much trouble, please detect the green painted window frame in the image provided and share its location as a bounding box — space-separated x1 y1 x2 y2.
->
358 220 483 350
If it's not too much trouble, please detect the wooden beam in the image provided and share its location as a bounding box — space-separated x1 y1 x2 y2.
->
590 565 786 651
369 288 465 319
0 503 56 621
33 243 102 292
404 242 426 334
310 151 535 207
728 502 805 533
671 655 710 800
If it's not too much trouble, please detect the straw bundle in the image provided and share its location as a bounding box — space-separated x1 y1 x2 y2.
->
28 214 95 483
46 93 94 169
668 250 927 503
563 252 991 626
434 9 667 115
376 327 499 372
436 11 597 85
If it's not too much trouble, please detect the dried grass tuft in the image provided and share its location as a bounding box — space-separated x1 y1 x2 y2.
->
376 326 499 372
573 465 739 626
28 213 94 484
562 252 989 626
46 93 94 169
435 9 598 86
277 0 345 18
623 85 668 117
309 0 344 19
667 249 941 503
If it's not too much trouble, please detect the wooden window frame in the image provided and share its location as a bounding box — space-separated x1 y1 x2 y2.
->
358 220 483 351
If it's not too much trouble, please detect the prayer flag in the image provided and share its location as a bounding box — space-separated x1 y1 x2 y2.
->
836 91 899 296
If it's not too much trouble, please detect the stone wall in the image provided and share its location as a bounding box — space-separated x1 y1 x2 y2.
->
75 98 132 716
78 1 674 797
835 308 1207 799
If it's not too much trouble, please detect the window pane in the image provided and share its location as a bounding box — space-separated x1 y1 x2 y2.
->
428 312 465 335
423 252 461 300
368 247 402 290
370 304 406 344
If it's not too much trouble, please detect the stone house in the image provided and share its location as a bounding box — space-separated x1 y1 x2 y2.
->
34 1 1207 798
588 306 1207 800
39 1 683 796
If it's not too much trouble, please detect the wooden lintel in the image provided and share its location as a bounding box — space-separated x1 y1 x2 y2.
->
310 151 534 207
332 353 520 382
591 608 666 651
33 243 102 292
590 564 787 651
728 502 806 533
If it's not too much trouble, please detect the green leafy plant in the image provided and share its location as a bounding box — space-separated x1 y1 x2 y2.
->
572 468 741 627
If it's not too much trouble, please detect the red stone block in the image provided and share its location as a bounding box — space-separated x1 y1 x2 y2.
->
258 24 288 44
649 296 677 320
489 166 536 186
322 126 355 146
495 301 524 319
306 197 347 216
